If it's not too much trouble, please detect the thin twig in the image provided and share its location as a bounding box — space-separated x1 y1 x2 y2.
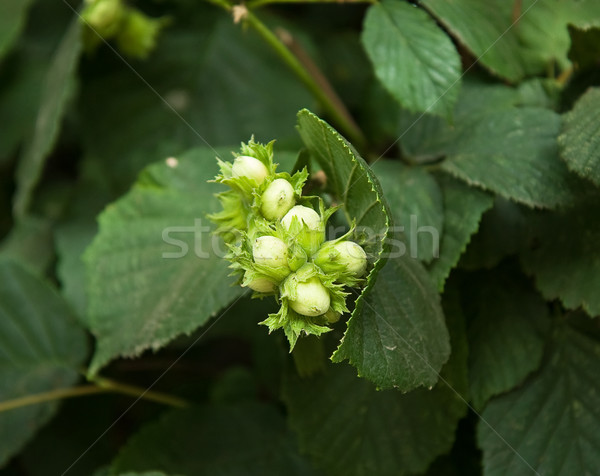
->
0 377 190 413
241 8 367 149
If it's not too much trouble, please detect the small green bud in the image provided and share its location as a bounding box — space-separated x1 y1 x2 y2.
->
231 155 269 185
246 276 277 293
252 236 288 268
115 9 167 59
82 0 124 38
314 240 367 277
289 277 331 317
282 205 324 256
324 309 341 323
260 178 295 221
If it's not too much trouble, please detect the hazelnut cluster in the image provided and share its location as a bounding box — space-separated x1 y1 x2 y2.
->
209 139 367 348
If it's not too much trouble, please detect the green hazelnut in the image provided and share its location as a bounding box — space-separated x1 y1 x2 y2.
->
314 240 367 277
231 155 269 185
288 277 330 317
252 236 288 268
246 276 277 293
282 205 321 230
260 179 295 221
83 0 124 37
115 9 166 59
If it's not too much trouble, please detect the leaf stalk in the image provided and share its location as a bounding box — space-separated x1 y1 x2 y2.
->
241 8 367 150
0 377 189 413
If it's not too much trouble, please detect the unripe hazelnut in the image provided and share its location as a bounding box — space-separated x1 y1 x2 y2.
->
289 277 330 317
119 10 164 59
281 205 324 256
252 236 288 268
246 276 277 293
282 205 321 231
315 240 368 277
231 156 269 185
83 0 124 38
260 179 296 221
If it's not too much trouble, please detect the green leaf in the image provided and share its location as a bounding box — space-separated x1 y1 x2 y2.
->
521 194 600 317
80 13 312 190
440 108 578 209
462 269 549 410
451 79 521 117
568 0 600 28
362 0 461 118
55 162 114 317
0 49 46 162
0 0 73 163
83 148 245 376
296 109 391 343
516 78 562 110
0 0 35 61
0 259 88 465
371 79 520 165
283 288 467 475
297 110 446 390
427 174 493 291
422 0 600 82
394 107 449 164
514 0 572 73
420 0 529 82
0 215 54 275
13 18 82 218
296 109 390 274
460 197 530 270
478 321 600 475
372 161 444 264
332 254 450 391
296 114 449 390
558 87 600 187
111 403 318 475
517 0 600 73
